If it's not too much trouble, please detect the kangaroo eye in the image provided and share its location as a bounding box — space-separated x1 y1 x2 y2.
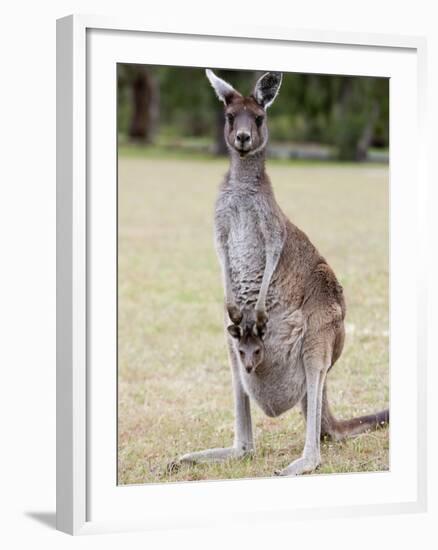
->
255 115 264 127
254 349 261 356
239 350 245 358
227 113 234 124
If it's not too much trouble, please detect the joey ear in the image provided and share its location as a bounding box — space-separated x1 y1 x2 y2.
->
205 69 241 105
252 72 282 109
227 324 242 339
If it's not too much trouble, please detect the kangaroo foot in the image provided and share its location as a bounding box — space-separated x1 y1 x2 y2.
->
178 445 253 465
274 455 320 476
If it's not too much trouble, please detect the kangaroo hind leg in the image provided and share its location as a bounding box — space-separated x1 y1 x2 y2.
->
276 343 330 476
177 340 254 466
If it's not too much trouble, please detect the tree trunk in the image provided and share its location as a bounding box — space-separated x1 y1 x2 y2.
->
129 67 159 143
355 101 379 161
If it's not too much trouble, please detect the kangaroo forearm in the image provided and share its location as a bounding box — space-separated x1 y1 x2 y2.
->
216 242 241 321
255 240 284 316
223 267 236 308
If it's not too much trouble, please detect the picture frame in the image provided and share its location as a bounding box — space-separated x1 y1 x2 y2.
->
56 14 428 535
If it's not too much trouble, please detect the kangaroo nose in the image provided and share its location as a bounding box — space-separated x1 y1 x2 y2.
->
236 131 250 144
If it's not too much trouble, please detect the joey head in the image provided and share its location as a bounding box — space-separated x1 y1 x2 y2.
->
227 309 266 374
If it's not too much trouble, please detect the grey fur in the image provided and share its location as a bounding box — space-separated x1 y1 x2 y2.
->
178 70 388 476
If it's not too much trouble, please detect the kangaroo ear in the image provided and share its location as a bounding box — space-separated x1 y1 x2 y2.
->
252 72 282 109
206 69 241 105
227 324 242 339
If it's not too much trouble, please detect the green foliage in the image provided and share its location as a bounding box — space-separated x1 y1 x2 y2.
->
328 77 389 160
118 65 389 161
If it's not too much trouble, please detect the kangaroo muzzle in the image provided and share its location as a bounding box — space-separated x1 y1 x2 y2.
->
235 130 252 153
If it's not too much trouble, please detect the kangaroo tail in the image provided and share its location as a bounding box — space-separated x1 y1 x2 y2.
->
321 385 389 440
302 384 389 441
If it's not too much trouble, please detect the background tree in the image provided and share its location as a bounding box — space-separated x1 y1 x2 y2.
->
118 65 159 143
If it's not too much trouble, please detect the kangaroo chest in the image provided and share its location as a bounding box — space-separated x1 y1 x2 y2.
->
216 190 271 308
228 205 265 289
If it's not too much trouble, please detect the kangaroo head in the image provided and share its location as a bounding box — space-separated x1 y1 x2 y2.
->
227 309 267 374
206 69 282 158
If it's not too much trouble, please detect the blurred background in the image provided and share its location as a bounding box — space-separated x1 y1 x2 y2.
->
117 65 389 162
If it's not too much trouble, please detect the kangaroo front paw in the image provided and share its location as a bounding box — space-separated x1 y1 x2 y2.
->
227 304 243 325
255 308 268 327
274 455 320 477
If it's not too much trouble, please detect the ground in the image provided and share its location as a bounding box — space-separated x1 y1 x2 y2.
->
117 150 389 485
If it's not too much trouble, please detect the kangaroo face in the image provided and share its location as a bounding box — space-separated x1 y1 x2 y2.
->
238 336 265 374
227 318 266 374
205 69 282 158
224 97 267 157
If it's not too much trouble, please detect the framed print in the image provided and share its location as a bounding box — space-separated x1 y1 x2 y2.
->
56 15 428 535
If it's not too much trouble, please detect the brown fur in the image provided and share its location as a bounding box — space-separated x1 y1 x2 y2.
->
179 70 388 475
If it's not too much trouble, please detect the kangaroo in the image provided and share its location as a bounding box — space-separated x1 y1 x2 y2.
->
179 69 389 476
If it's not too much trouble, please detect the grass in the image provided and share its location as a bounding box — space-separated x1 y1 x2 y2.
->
117 152 389 485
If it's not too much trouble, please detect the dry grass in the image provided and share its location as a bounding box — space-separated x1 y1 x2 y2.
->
117 154 389 485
